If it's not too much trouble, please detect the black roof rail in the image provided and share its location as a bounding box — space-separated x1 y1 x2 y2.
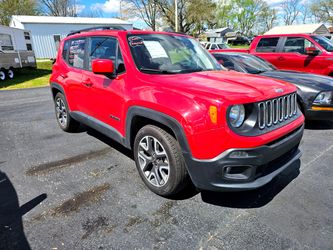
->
67 26 127 37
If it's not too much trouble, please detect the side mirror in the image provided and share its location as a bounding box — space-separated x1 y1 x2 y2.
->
305 47 319 56
92 59 115 77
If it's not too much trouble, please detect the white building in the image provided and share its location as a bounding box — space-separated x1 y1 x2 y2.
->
9 15 133 58
265 23 329 35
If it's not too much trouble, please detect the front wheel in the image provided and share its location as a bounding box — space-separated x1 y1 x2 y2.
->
133 125 190 197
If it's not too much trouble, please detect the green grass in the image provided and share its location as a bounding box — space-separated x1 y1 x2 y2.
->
229 45 250 49
0 61 52 90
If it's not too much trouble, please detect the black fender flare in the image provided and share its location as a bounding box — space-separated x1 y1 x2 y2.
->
50 82 65 98
124 106 191 157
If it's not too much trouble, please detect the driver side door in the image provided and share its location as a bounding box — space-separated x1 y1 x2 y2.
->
81 36 127 134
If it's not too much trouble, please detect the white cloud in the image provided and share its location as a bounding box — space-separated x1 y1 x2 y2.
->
91 0 121 13
76 4 86 14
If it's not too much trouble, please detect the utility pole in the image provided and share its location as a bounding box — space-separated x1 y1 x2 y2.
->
119 0 122 19
175 0 178 32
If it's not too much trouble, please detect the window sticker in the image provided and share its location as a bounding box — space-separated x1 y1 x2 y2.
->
128 36 144 46
143 41 168 59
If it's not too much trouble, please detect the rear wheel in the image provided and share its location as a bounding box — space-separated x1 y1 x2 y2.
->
54 92 80 132
134 125 190 197
7 68 14 79
0 70 5 81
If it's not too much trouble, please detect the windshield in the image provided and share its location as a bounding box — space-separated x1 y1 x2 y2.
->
232 54 276 74
128 34 222 74
311 36 333 52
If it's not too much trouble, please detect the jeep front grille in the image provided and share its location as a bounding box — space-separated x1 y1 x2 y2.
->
258 93 297 130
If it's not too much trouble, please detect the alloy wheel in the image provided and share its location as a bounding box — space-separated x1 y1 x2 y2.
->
55 97 67 127
137 135 170 187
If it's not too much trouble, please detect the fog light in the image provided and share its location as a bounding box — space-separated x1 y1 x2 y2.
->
229 151 249 158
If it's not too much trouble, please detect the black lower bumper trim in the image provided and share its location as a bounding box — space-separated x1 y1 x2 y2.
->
184 124 304 192
305 109 333 121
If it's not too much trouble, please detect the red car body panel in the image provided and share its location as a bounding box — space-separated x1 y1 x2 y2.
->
51 30 304 161
211 34 333 76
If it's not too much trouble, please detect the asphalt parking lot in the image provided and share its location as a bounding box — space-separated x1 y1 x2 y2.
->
0 87 332 250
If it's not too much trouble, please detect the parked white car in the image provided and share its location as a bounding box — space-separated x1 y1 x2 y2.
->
205 42 229 50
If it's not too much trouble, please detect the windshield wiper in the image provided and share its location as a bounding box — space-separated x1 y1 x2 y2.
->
139 67 180 74
179 68 214 73
252 69 267 74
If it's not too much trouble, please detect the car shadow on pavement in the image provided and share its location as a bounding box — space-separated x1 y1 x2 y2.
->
305 120 333 130
200 159 300 208
0 170 47 250
86 128 134 160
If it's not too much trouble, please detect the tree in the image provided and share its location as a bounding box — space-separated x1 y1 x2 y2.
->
281 0 301 25
228 0 267 36
300 3 312 24
0 0 38 25
258 4 277 33
310 0 333 24
39 0 77 16
215 1 233 28
156 0 215 34
123 0 159 31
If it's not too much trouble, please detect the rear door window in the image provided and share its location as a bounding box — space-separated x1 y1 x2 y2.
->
256 37 279 52
67 38 86 69
282 37 315 54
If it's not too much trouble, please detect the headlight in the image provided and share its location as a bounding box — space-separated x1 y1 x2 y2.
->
313 91 332 105
229 105 245 128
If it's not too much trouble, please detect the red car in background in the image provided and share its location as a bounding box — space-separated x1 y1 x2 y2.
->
211 34 333 76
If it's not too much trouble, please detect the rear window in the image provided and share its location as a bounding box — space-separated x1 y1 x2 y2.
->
256 37 279 52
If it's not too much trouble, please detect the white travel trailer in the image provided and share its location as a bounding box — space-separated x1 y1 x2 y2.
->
0 25 36 81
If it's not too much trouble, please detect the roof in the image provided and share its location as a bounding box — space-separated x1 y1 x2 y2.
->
11 15 131 25
265 23 329 35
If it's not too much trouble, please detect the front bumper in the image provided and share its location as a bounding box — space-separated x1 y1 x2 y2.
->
305 109 333 120
184 124 304 192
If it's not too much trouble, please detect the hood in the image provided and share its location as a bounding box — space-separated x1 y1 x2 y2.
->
141 70 296 104
261 70 333 92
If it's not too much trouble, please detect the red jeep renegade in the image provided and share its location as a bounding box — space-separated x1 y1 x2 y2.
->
50 27 304 197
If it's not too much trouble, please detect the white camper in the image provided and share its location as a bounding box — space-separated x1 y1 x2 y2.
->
0 25 36 81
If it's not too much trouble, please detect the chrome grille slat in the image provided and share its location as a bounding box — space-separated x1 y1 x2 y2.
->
257 93 298 130
272 99 278 124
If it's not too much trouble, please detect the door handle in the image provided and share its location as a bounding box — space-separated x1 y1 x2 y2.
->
82 79 93 87
278 56 285 61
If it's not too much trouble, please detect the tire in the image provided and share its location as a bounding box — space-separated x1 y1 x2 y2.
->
133 125 190 197
0 70 5 81
7 68 14 79
54 92 80 132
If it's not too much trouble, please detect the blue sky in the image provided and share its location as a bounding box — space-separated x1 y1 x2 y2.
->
77 0 291 29
77 0 148 28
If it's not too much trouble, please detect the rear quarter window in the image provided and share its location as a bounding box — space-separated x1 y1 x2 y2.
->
67 38 86 69
62 41 70 60
256 37 279 52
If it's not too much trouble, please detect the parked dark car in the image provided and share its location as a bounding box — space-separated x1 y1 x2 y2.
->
212 52 333 120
